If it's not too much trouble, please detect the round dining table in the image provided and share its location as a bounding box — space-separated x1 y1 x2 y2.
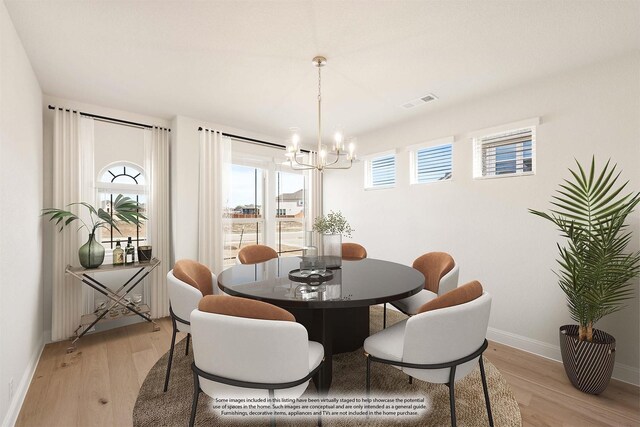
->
217 256 425 391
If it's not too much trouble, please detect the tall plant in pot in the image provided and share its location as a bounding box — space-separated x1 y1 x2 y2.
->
42 195 146 268
529 157 640 394
313 210 353 267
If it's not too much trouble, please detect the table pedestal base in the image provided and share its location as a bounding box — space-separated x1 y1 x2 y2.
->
289 306 370 392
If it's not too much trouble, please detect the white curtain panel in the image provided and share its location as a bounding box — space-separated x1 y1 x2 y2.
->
144 127 171 318
198 129 230 280
51 110 94 341
79 119 95 316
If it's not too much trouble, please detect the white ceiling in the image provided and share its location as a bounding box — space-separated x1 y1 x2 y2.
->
5 0 639 145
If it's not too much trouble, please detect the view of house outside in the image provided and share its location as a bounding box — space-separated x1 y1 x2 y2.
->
223 164 305 266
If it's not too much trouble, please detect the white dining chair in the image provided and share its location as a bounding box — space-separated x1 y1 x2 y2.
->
189 295 324 427
164 259 215 392
365 281 493 426
385 252 459 327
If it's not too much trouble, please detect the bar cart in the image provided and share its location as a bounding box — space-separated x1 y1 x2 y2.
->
65 258 161 352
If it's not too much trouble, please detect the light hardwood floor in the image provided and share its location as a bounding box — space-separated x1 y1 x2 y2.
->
16 318 640 427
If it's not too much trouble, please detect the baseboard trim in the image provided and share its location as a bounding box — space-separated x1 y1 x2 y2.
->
1 336 45 427
487 327 639 386
612 362 640 387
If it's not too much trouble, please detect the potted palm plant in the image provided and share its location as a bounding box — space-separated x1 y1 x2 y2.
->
529 157 640 394
42 194 146 268
313 210 354 267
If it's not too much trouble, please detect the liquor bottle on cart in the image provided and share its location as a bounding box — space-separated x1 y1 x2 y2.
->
124 237 135 265
112 240 124 265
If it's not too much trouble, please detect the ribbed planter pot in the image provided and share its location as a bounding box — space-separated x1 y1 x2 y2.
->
559 325 616 395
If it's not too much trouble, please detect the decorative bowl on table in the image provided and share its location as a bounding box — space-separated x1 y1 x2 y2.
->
289 268 333 286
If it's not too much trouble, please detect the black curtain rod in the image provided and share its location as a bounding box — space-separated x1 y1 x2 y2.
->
198 127 309 153
48 105 171 132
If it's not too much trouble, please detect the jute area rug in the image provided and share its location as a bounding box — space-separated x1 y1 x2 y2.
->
134 307 521 426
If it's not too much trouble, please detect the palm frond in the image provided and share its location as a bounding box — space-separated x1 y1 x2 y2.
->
529 157 640 338
41 208 83 232
42 194 145 236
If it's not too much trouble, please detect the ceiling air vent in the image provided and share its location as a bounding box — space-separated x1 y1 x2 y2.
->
421 94 438 103
401 93 439 110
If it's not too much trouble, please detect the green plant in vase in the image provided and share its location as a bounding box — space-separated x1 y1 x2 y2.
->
529 157 639 394
313 210 353 237
42 194 146 268
313 211 354 267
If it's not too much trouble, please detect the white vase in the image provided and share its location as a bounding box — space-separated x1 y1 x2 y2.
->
322 233 342 268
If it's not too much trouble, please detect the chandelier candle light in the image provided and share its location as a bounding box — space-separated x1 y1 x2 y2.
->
285 56 356 171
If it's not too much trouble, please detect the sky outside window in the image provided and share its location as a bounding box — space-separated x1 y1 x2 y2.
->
228 164 302 207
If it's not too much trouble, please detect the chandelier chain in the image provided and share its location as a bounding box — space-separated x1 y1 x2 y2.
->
317 63 322 154
318 64 322 102
285 55 355 171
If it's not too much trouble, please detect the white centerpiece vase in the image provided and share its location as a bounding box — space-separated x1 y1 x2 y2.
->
322 233 342 268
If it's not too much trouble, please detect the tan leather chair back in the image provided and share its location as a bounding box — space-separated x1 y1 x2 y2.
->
418 280 482 314
198 295 295 322
237 244 278 264
342 243 368 260
173 259 214 296
412 252 455 294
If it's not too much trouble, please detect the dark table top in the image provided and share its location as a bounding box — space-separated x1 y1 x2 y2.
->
217 256 425 309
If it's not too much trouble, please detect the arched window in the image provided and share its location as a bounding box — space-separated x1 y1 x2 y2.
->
100 164 146 185
97 162 147 249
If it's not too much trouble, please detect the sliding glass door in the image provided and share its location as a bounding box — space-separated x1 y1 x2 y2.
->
275 171 306 257
223 153 306 268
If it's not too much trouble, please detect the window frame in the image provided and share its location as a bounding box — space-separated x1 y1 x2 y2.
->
96 162 147 249
274 169 306 257
364 150 397 190
471 118 539 180
409 136 454 185
224 163 266 265
223 152 308 267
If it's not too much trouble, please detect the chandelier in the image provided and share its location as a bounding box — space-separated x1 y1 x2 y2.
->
285 56 356 171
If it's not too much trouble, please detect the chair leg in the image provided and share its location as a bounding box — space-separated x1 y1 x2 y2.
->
185 333 191 356
269 389 276 427
189 368 200 427
448 366 457 427
366 354 371 395
317 387 323 426
163 317 178 392
383 303 387 328
365 355 371 420
479 357 494 426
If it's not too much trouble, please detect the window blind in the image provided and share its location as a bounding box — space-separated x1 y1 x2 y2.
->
415 144 452 183
476 127 534 177
369 153 396 187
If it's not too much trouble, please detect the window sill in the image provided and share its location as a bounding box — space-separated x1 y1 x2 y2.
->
364 185 396 191
410 178 453 186
473 171 535 180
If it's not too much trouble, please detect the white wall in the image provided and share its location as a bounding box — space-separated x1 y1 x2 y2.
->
94 120 145 173
0 2 44 425
324 54 640 384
